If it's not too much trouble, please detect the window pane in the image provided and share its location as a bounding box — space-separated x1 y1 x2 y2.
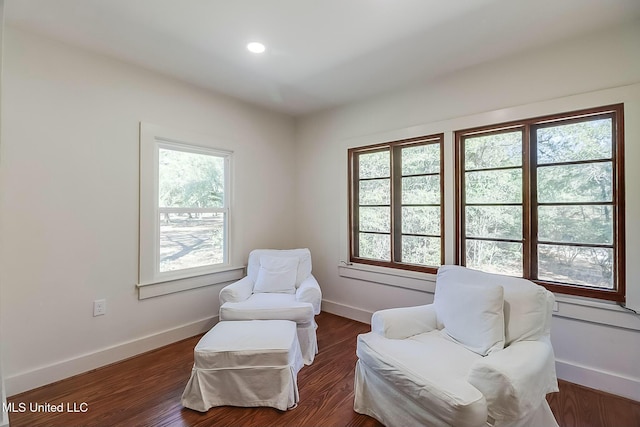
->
159 148 225 208
359 207 390 233
359 233 390 261
402 236 440 266
402 144 439 175
538 244 613 289
538 205 613 245
402 175 440 204
537 118 612 165
159 212 224 272
359 150 390 179
466 240 523 276
537 162 612 203
402 206 440 235
359 179 390 205
464 131 522 170
465 169 522 204
466 206 522 240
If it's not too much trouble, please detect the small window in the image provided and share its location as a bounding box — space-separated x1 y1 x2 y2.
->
139 123 231 285
456 104 625 301
348 134 444 273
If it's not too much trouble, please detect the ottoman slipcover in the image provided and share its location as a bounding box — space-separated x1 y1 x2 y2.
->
181 320 303 412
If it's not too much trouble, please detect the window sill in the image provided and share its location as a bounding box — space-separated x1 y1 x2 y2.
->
137 266 245 299
553 295 640 331
338 263 436 293
338 263 639 331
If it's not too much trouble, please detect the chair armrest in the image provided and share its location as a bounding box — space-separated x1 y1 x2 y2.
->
468 338 559 422
219 276 254 305
371 304 437 339
296 274 322 315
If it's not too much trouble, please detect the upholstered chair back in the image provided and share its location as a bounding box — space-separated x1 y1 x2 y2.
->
436 265 554 347
247 248 313 288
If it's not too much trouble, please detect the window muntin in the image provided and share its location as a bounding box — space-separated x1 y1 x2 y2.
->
349 134 444 273
456 105 624 301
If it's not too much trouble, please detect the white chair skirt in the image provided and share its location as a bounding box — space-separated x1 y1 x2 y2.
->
181 320 304 412
296 320 318 365
354 360 559 427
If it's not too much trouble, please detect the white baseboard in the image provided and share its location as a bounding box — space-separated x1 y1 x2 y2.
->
322 299 373 324
5 315 218 397
555 359 640 402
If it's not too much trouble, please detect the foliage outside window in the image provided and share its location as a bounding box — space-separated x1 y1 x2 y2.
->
455 104 625 301
158 146 228 273
348 134 444 273
139 123 231 286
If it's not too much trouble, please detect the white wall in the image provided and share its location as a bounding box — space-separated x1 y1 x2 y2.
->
0 27 297 395
296 21 640 401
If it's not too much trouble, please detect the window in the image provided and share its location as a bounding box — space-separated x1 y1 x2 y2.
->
456 104 625 301
348 134 444 273
139 123 232 287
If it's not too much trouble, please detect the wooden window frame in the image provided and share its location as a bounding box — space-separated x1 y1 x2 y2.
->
348 134 444 274
455 104 625 302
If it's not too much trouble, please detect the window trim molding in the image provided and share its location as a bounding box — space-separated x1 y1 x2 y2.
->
139 122 233 295
136 266 245 299
455 104 625 302
348 133 444 274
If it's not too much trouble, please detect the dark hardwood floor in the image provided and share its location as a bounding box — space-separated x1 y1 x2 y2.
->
547 380 640 427
7 312 640 427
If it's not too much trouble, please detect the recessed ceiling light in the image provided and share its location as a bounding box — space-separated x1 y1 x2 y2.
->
247 42 266 54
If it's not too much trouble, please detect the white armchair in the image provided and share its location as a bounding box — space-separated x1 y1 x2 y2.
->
354 265 559 427
219 248 321 364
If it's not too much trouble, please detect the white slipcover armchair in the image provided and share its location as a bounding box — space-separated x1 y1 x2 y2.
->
354 265 559 427
219 248 321 365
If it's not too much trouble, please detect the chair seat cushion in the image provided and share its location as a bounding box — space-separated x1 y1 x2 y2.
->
219 293 315 324
357 330 487 427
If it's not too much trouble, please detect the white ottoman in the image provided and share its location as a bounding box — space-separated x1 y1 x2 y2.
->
181 320 304 412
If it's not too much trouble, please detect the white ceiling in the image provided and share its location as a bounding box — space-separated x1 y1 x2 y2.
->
6 0 640 116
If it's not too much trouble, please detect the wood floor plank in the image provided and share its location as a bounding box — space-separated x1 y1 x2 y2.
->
547 379 640 427
7 312 640 426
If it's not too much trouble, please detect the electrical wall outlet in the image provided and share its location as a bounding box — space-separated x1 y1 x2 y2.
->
553 301 559 312
93 299 106 317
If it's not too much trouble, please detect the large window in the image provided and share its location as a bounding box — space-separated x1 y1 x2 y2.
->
348 134 443 273
456 104 625 301
139 123 231 286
